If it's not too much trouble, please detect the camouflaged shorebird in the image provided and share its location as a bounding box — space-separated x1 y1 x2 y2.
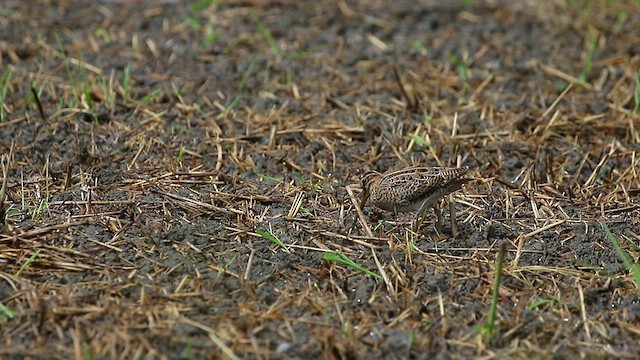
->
360 166 471 234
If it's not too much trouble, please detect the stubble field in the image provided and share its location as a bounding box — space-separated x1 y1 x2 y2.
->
1 0 640 358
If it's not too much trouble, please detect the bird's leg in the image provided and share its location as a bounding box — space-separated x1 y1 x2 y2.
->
449 194 459 237
413 211 425 233
433 205 443 236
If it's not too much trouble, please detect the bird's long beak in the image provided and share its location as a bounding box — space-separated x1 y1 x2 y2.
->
360 189 370 210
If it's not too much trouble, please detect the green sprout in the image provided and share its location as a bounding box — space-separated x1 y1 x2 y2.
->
176 146 185 163
340 322 350 337
217 254 238 277
410 40 427 56
422 109 431 126
188 0 220 47
298 207 313 217
294 172 323 190
57 36 91 109
373 219 390 231
612 11 628 34
450 55 470 96
94 28 111 43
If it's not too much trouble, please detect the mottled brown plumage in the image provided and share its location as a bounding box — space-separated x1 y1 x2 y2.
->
360 166 471 233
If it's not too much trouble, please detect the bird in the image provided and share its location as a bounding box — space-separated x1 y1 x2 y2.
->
360 166 471 234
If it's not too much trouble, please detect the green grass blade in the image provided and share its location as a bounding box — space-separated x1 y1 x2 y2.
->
527 298 556 311
259 174 283 184
601 222 640 291
123 63 131 100
476 241 506 341
449 55 470 96
250 11 281 59
578 30 597 86
0 69 13 121
408 133 430 147
191 0 218 12
30 84 46 121
217 254 238 277
256 229 288 251
322 251 382 280
633 71 639 113
82 340 92 360
488 242 506 338
176 146 185 163
16 249 41 276
225 59 256 111
0 302 17 319
421 109 431 126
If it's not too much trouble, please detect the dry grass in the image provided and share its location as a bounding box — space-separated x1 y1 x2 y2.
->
1 0 640 358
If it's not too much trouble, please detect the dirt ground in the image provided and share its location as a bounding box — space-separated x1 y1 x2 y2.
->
1 0 640 358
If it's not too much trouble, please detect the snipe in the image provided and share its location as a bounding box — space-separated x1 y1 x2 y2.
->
360 166 471 234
